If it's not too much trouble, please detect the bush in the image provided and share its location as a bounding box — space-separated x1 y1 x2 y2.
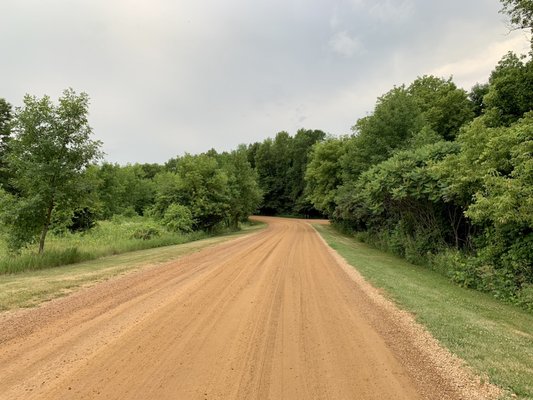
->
161 204 194 233
516 284 533 311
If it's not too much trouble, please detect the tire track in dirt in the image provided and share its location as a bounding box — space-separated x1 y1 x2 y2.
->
0 217 496 399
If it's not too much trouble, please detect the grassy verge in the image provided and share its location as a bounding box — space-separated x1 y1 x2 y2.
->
0 222 264 312
0 216 262 274
314 224 533 400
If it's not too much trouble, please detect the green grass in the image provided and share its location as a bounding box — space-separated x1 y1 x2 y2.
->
0 221 265 311
314 224 533 400
0 216 262 274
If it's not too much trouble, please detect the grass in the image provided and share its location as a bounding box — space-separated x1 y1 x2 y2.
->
314 224 533 400
0 216 263 274
0 221 265 311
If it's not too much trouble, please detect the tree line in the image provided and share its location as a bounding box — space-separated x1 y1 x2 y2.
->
304 54 532 308
0 92 261 254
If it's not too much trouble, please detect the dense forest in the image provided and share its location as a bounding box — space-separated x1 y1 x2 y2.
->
0 1 531 309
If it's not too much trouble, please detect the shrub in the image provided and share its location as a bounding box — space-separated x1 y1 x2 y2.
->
161 204 194 233
516 284 533 311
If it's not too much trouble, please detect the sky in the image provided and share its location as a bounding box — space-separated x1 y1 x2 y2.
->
0 0 530 164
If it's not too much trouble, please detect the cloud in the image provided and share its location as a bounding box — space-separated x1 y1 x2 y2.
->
329 31 363 57
429 34 531 89
0 0 530 163
348 0 414 23
368 0 414 23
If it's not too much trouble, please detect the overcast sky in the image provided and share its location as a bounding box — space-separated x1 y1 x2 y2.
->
0 0 530 164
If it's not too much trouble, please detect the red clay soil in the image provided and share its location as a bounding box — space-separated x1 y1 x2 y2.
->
0 217 498 399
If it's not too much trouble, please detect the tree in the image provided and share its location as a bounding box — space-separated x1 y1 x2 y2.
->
254 133 293 215
218 146 262 228
305 137 346 217
3 89 101 253
408 75 474 140
341 86 425 184
91 163 155 219
0 98 11 152
469 83 490 117
0 98 13 191
288 129 326 216
162 203 194 233
500 0 533 48
151 154 230 231
483 52 533 126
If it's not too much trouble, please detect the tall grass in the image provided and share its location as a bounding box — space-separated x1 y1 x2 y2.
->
0 216 209 274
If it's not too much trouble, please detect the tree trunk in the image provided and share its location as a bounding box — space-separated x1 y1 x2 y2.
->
38 202 54 255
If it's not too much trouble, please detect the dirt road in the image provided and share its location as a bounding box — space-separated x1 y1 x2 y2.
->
0 217 484 399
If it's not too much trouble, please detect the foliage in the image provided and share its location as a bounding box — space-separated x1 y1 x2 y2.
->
217 146 262 227
287 129 327 215
469 83 490 117
408 75 474 140
305 136 347 217
0 216 208 274
337 140 462 255
250 129 325 216
2 89 102 253
161 203 194 233
483 52 533 126
253 132 293 214
500 0 533 31
341 86 425 184
89 162 155 219
0 98 13 192
306 54 533 307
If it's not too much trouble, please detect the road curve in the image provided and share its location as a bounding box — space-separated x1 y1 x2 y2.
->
0 217 469 399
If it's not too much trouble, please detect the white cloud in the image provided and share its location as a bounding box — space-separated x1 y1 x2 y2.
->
329 31 363 57
429 33 531 89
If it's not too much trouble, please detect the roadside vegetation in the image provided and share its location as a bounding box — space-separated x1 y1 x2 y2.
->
0 216 208 274
0 221 264 311
0 91 262 273
315 224 533 399
301 2 533 310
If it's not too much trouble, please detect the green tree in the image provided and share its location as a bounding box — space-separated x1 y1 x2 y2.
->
162 203 194 233
341 86 425 183
90 163 156 219
435 113 533 294
152 154 230 231
483 52 533 126
2 89 101 253
0 98 13 191
218 146 262 228
305 136 347 217
408 75 474 140
254 133 293 214
469 83 490 117
288 129 326 216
